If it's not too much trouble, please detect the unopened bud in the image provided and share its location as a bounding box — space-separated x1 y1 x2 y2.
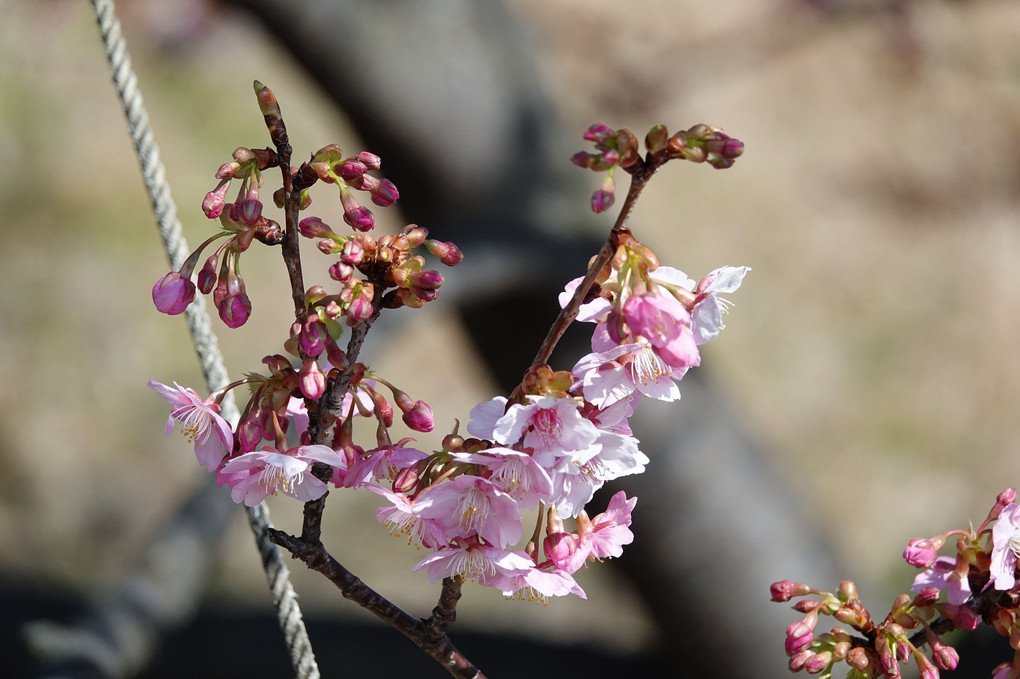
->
425 239 463 266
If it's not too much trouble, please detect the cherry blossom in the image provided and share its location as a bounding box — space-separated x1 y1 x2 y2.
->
149 380 233 471
911 556 971 605
413 538 533 583
991 502 1020 590
220 444 345 506
413 475 522 547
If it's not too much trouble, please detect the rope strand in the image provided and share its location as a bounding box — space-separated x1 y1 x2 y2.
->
89 1 320 676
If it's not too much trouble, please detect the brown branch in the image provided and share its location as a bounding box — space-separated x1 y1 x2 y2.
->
268 529 485 679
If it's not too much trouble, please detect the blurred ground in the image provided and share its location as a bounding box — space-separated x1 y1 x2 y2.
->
2 0 1020 675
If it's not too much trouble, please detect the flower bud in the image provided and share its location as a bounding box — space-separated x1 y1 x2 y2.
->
357 151 381 170
401 400 434 433
903 537 943 568
371 178 399 207
202 181 230 219
425 239 463 266
344 205 375 231
770 580 813 602
197 255 218 294
299 357 325 399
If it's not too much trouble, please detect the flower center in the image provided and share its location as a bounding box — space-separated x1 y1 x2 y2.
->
1009 529 1020 557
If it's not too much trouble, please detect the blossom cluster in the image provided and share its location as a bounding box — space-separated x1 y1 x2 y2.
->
772 489 1020 678
149 81 749 604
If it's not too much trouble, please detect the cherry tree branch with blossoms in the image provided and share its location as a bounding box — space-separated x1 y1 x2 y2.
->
773 488 1020 679
149 81 746 677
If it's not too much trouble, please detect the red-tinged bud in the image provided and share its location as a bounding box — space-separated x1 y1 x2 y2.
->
804 650 831 674
341 239 365 265
344 206 375 231
403 225 428 246
232 147 254 163
152 272 196 315
371 178 399 207
357 151 381 170
392 460 424 494
254 80 283 121
832 640 851 661
273 187 286 208
591 175 615 213
917 656 939 679
299 216 334 238
325 339 348 373
402 400 434 433
203 181 230 219
1000 488 1016 504
645 124 669 154
707 154 736 170
237 413 264 452
329 261 354 283
218 290 252 328
583 122 614 145
409 269 443 291
928 637 958 671
788 650 811 671
838 580 858 601
442 433 464 452
847 647 870 671
197 255 218 294
770 580 814 602
346 294 373 322
299 317 328 357
913 587 940 607
425 239 463 266
667 133 688 156
546 507 565 535
544 531 579 571
570 151 594 169
904 537 943 568
298 356 325 400
338 159 368 182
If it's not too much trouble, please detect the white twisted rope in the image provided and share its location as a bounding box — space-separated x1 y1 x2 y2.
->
89 1 320 677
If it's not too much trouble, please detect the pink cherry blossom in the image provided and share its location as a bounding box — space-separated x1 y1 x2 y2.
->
583 490 636 560
621 293 699 370
413 475 522 547
572 343 681 406
149 380 233 471
412 538 534 583
369 484 445 549
457 448 553 509
220 444 345 506
911 556 971 605
493 563 587 600
491 395 601 470
692 265 750 345
991 502 1020 590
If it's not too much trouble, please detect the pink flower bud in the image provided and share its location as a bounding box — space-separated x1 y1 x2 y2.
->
371 178 399 207
346 294 373 322
341 239 365 265
544 532 579 571
401 400 434 433
591 173 615 214
299 357 325 399
410 270 443 291
202 181 230 219
583 122 614 144
425 239 463 266
903 537 942 568
344 206 375 231
197 255 218 294
770 580 813 602
152 272 196 315
338 159 368 182
329 261 354 283
299 216 334 238
570 151 594 169
218 291 252 328
804 650 831 674
235 198 263 226
357 151 381 170
215 161 241 179
299 317 328 357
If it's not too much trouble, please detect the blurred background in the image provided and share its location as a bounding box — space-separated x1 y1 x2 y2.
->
3 0 1020 676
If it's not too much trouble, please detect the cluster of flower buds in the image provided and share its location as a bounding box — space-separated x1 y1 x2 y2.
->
772 489 1020 678
570 122 745 213
307 145 398 231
